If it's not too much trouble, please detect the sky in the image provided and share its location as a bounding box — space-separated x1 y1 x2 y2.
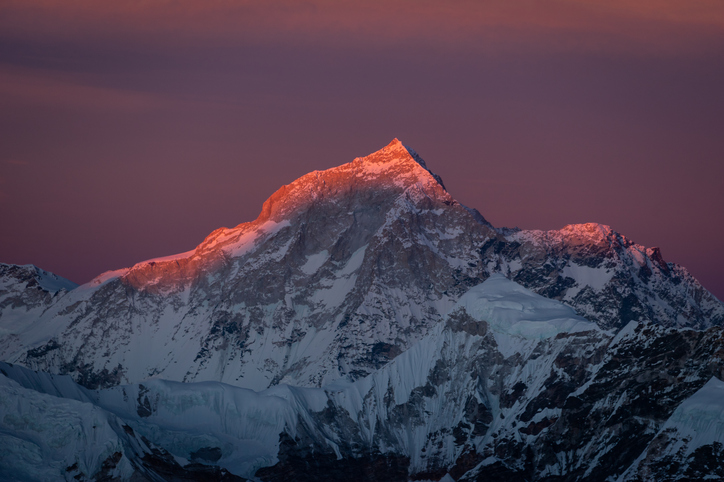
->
1 0 723 300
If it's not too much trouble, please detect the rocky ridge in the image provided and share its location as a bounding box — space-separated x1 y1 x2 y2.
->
0 140 720 393
0 139 723 480
490 222 723 330
1 277 723 481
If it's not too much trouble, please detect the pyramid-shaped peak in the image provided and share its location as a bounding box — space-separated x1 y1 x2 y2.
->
363 138 420 164
118 138 465 288
386 137 406 150
356 138 445 190
227 138 450 227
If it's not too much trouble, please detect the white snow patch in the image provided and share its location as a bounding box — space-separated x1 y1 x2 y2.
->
505 258 523 274
339 245 367 276
437 226 464 240
310 275 357 307
454 275 599 340
562 264 613 291
609 320 640 348
630 247 647 267
225 220 291 257
301 250 329 275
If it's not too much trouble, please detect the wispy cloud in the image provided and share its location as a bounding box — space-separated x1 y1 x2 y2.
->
0 66 168 111
2 159 29 166
2 1 723 56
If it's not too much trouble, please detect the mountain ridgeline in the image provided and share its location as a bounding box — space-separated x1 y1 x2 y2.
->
0 139 723 481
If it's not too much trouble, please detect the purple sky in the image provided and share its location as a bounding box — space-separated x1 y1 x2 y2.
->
1 1 723 300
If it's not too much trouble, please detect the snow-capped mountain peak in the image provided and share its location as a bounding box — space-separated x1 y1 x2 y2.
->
108 139 455 291
2 140 724 481
1 140 721 395
252 137 449 223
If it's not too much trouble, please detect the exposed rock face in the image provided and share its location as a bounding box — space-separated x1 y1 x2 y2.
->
2 139 496 390
0 264 78 360
1 278 722 481
617 375 724 482
246 280 724 481
1 140 721 394
1 140 723 480
0 263 77 313
486 223 723 330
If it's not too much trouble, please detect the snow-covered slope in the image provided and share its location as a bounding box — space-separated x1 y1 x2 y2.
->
0 264 77 356
0 362 147 482
486 223 723 330
0 365 245 481
0 140 495 390
619 376 724 481
0 140 721 395
1 276 722 481
456 274 597 340
0 264 78 294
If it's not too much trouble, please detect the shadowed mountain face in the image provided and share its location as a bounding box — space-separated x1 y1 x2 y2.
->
0 139 721 392
0 140 723 480
1 278 723 481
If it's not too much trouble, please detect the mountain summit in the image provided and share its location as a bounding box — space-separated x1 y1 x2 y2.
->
113 138 460 292
1 140 723 481
253 138 449 223
1 140 721 391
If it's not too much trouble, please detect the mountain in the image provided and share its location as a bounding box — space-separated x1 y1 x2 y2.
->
0 139 723 480
2 139 496 390
0 264 78 353
1 276 722 481
1 140 720 392
0 263 78 313
489 223 723 330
